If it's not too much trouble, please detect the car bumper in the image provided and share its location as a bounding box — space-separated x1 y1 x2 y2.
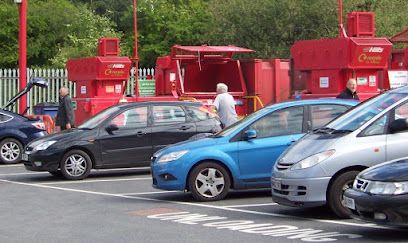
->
23 149 62 172
344 189 408 226
271 176 331 207
151 160 187 191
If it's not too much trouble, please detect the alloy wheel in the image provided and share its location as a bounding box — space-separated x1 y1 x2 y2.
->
64 154 87 177
1 142 20 162
195 168 225 198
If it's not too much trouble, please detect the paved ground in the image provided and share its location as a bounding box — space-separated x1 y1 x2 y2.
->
0 164 407 243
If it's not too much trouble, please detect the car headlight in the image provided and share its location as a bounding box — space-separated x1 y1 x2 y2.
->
33 141 57 151
157 150 188 163
290 149 335 170
365 181 408 195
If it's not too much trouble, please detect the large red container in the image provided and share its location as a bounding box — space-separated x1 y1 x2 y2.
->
66 56 132 125
291 36 392 100
241 59 290 107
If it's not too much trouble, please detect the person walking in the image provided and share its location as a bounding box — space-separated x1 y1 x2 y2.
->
55 87 75 131
337 78 360 100
213 83 238 128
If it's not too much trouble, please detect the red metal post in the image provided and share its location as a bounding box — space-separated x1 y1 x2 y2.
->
18 0 27 113
133 0 139 96
338 0 347 38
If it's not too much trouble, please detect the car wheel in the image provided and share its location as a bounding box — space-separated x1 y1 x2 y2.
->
188 162 231 201
60 150 92 180
327 170 359 218
0 138 23 164
48 170 62 177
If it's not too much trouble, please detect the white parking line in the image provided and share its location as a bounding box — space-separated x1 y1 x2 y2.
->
94 167 150 172
0 178 395 231
120 191 179 196
223 203 278 208
0 164 24 168
38 177 151 185
0 172 49 176
0 167 150 177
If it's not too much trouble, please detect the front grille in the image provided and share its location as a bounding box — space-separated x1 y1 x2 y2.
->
273 184 307 196
276 161 295 170
353 178 370 192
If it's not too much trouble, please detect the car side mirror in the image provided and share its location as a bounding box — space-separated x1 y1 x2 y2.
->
105 124 119 134
389 118 408 134
243 129 257 140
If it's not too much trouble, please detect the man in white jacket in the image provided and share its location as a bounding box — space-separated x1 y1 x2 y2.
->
213 83 238 128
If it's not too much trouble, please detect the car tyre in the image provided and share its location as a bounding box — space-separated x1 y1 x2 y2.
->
48 170 63 177
328 170 360 218
0 138 23 164
188 162 231 201
60 150 92 180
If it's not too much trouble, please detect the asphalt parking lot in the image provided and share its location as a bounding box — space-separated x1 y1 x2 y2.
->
1 164 407 243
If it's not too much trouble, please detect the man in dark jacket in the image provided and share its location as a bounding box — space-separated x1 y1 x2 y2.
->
56 87 75 130
337 78 359 100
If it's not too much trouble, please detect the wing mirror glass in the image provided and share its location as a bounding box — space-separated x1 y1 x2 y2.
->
105 124 119 134
389 118 408 134
243 129 257 140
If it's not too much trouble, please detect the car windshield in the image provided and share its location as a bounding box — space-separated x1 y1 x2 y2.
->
215 108 266 137
325 93 407 132
78 106 121 129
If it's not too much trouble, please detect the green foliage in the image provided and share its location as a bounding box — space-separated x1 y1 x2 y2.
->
119 0 212 66
207 0 408 59
0 0 407 68
0 0 119 68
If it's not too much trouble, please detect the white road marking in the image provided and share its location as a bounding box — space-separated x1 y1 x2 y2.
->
223 203 278 208
38 177 151 185
0 172 49 176
94 167 150 172
0 164 24 168
0 167 150 177
120 191 179 196
0 178 396 231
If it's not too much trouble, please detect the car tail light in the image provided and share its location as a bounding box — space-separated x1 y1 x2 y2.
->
32 121 45 130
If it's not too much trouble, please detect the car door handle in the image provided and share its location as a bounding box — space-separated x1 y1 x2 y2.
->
286 140 296 146
179 125 192 131
136 131 146 137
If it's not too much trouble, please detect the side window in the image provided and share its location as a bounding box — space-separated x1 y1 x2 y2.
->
111 107 148 129
153 106 186 125
311 105 348 129
394 102 408 120
185 106 211 122
0 113 12 123
249 106 304 139
361 114 388 136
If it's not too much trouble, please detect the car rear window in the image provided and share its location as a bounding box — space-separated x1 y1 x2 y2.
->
0 113 12 123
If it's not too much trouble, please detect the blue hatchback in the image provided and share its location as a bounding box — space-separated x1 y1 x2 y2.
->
0 109 47 164
151 99 358 201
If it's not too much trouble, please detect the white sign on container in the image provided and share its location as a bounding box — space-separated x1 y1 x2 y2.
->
319 77 329 88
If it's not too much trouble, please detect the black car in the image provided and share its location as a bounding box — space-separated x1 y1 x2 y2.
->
23 101 221 179
344 158 408 226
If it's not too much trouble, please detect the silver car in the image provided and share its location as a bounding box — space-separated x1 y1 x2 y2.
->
271 86 408 218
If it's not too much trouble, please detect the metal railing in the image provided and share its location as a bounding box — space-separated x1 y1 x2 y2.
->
0 67 155 114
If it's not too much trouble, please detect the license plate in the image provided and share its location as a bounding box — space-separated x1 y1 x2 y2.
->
271 179 281 190
21 153 29 161
343 196 355 210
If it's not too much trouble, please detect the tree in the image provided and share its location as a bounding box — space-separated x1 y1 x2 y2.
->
0 0 119 68
206 0 408 59
118 0 212 66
